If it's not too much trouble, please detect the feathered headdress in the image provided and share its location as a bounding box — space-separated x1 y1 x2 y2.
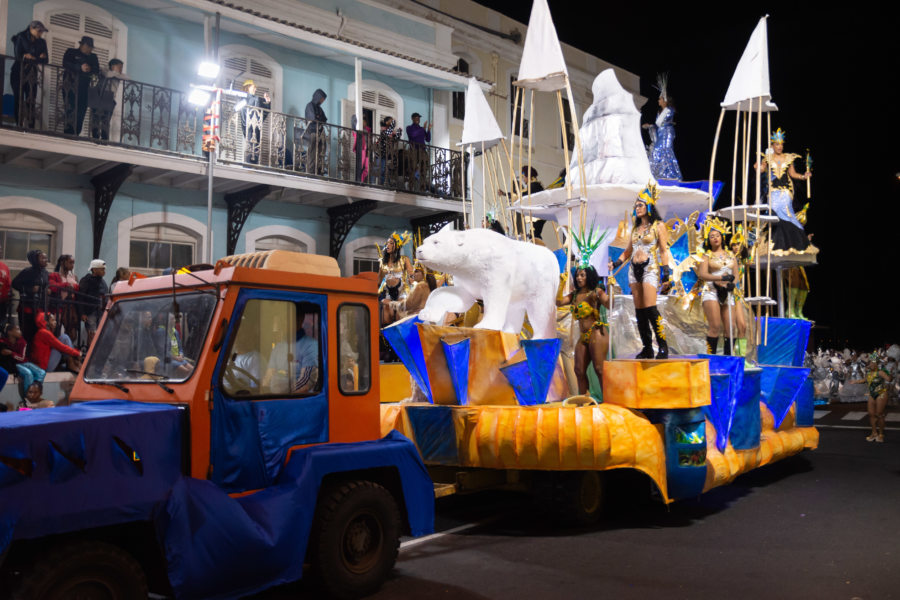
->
770 128 786 144
636 180 660 207
572 222 608 270
653 72 670 102
701 216 731 241
390 231 412 249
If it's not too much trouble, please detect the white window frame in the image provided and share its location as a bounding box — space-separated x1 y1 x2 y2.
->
218 44 283 113
0 197 77 266
344 80 403 130
128 224 197 275
341 235 385 277
117 212 209 272
244 225 316 254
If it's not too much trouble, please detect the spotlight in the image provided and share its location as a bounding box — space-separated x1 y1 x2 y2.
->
188 88 211 106
197 61 220 79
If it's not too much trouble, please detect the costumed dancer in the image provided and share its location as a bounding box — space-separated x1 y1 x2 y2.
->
377 231 413 327
611 181 671 359
730 225 751 356
558 228 610 395
696 217 738 355
850 358 892 443
643 73 682 181
757 128 812 251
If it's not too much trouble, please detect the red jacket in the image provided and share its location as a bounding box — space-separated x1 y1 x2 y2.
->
0 260 10 302
28 312 80 370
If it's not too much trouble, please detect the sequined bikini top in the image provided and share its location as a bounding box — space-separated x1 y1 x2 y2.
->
631 223 659 253
570 300 599 321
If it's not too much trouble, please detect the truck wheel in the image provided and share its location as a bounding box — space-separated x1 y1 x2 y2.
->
558 471 605 525
13 540 147 600
312 480 401 599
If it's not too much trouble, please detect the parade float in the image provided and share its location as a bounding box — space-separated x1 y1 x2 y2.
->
379 1 818 517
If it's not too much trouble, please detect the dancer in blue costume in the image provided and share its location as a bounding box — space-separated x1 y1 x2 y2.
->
757 128 812 252
643 73 682 181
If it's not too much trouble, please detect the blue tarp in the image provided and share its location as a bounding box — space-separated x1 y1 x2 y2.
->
0 401 183 553
405 405 459 463
160 430 433 600
757 318 811 367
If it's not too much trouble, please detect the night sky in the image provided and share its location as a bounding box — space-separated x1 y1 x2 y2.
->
478 1 899 350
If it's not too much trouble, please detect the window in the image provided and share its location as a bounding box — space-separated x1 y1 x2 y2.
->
129 225 196 275
452 58 469 120
83 292 216 383
0 212 55 276
254 235 307 253
221 299 322 399
561 101 575 151
509 75 528 139
338 304 370 394
221 54 275 102
352 245 380 275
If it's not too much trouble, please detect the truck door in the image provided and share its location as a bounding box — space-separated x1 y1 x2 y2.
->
209 289 328 492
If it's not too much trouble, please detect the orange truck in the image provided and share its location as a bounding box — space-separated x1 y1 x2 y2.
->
0 251 434 600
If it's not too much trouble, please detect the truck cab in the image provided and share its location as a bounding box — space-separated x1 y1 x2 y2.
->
0 251 433 600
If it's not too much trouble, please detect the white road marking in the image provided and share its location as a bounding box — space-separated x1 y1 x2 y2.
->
841 411 868 421
400 517 499 550
885 413 900 422
813 410 830 419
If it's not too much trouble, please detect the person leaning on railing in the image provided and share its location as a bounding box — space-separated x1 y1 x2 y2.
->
239 79 270 165
303 88 328 175
10 20 48 128
61 35 100 136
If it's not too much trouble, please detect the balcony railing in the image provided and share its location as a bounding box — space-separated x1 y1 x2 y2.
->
1 56 464 201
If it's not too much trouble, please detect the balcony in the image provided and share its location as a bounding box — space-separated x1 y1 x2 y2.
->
0 57 465 204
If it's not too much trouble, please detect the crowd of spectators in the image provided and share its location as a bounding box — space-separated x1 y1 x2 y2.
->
808 345 899 403
0 246 122 410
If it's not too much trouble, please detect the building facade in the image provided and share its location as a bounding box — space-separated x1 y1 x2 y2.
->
0 0 641 283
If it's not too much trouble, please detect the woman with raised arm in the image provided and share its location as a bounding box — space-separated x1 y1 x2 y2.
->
757 128 812 252
610 181 671 358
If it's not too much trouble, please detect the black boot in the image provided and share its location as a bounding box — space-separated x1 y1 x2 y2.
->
648 306 668 359
706 336 719 355
635 307 654 359
723 338 732 356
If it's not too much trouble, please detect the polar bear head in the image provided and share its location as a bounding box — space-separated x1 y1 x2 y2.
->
416 223 468 273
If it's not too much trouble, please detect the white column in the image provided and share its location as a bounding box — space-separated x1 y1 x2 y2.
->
354 58 362 129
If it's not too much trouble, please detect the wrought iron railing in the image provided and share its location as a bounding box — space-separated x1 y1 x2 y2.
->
1 56 464 200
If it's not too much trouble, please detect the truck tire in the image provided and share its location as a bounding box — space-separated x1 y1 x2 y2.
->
311 480 401 599
13 540 147 600
557 470 605 526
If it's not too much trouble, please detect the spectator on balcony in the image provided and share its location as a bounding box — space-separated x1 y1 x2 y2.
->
62 36 100 136
10 20 48 128
89 58 128 141
406 112 432 188
12 249 49 343
78 259 108 347
239 79 271 165
303 88 328 175
378 116 403 185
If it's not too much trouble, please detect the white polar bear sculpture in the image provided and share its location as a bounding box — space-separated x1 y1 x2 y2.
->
416 224 560 340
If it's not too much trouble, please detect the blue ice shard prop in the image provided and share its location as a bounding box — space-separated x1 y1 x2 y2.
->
760 366 810 428
523 338 561 405
382 316 432 403
757 318 811 367
441 338 471 405
499 356 536 406
553 247 567 274
700 354 744 452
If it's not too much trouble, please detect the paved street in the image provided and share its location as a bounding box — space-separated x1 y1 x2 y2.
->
258 418 900 600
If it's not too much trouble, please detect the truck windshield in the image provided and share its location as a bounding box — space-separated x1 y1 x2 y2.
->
83 292 217 383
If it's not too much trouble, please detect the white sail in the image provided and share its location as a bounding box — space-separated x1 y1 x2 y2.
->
721 16 778 112
514 0 569 91
459 77 504 149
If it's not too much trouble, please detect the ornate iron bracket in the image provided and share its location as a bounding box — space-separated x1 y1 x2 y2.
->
90 163 134 259
410 211 464 243
327 199 378 258
225 185 272 255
